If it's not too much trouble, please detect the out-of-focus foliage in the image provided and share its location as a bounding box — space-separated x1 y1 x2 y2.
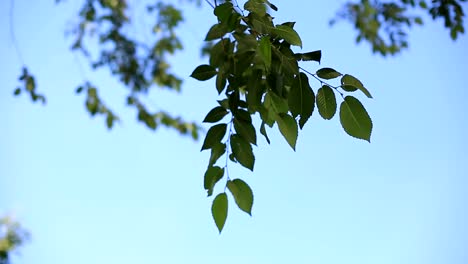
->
331 0 466 55
0 217 29 264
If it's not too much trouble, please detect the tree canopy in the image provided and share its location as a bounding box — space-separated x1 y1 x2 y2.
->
9 0 466 232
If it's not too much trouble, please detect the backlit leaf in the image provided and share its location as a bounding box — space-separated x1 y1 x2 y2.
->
258 36 272 69
204 166 225 196
227 179 254 215
316 68 342 79
276 113 298 150
339 96 373 141
316 85 337 120
341 74 373 98
212 193 228 233
272 25 302 47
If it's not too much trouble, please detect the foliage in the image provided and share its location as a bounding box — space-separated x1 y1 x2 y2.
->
193 0 373 231
0 217 29 264
9 0 466 232
331 0 467 55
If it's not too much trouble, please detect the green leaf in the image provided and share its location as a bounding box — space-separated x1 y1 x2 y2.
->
201 123 227 151
234 118 257 145
316 85 337 120
212 193 228 233
276 113 298 150
288 72 315 128
341 74 373 98
294 50 321 63
13 88 21 96
316 68 342 79
203 106 229 123
230 134 255 171
258 36 272 69
227 179 254 215
209 142 226 166
191 65 218 81
204 166 225 196
214 2 233 22
340 96 373 142
260 121 271 144
205 23 228 41
216 72 227 94
244 0 267 16
272 25 302 47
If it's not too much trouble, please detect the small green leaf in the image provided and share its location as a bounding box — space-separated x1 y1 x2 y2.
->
234 119 257 145
214 2 233 22
212 193 228 233
260 121 271 144
204 166 225 196
272 25 302 47
13 88 21 96
341 74 373 98
201 123 227 151
340 96 373 142
227 179 254 215
191 65 218 81
266 0 278 11
209 142 226 166
203 106 229 123
205 23 228 41
316 85 337 120
230 134 255 171
244 0 267 16
258 36 272 69
276 113 298 150
316 68 342 79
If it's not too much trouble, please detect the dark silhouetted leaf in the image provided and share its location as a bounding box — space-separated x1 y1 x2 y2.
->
201 123 227 151
294 50 321 63
234 118 257 145
288 72 315 128
260 121 271 144
203 106 229 123
209 142 226 166
191 65 217 81
230 134 255 171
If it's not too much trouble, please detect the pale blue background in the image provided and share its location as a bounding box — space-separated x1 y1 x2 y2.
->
1 1 467 263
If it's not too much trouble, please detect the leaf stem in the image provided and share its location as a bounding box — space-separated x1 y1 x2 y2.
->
299 66 344 98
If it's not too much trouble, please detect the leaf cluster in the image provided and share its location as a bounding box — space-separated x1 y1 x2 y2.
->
192 0 373 232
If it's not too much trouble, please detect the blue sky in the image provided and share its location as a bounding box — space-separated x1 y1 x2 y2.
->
1 0 467 263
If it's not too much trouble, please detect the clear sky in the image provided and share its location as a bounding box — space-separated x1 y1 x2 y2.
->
1 0 467 263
